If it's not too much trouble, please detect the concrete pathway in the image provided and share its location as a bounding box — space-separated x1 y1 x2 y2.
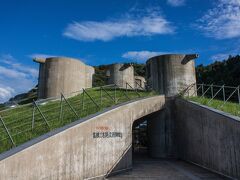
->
108 153 230 180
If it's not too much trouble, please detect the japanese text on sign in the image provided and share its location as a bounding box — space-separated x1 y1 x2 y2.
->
93 132 122 138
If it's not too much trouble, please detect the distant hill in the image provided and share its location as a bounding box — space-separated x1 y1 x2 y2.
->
0 86 38 110
9 86 38 104
9 89 37 104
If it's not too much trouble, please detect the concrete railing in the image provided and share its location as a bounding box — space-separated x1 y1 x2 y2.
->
0 95 165 180
0 84 156 154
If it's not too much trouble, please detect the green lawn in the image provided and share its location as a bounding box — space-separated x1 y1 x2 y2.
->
185 96 240 117
0 87 156 154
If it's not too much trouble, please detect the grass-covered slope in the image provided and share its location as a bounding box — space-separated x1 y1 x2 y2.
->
0 86 156 154
185 96 240 117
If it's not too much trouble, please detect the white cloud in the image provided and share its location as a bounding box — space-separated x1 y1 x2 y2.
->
122 51 167 61
197 0 240 39
11 64 38 77
211 53 237 61
63 10 174 41
0 54 38 78
0 66 27 78
0 87 15 103
167 0 185 6
211 54 229 61
0 54 37 103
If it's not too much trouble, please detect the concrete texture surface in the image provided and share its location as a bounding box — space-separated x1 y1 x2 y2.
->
0 94 239 179
134 76 146 89
85 65 95 88
108 152 229 180
108 64 135 88
34 57 94 99
147 99 175 158
146 54 198 97
3 52 239 180
0 96 165 180
175 98 240 179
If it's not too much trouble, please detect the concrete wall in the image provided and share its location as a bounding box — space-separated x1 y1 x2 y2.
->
148 98 176 158
108 64 123 87
85 65 95 88
108 64 135 88
134 76 146 89
146 54 198 97
175 98 240 179
122 65 135 88
34 57 94 99
0 96 165 180
37 63 46 98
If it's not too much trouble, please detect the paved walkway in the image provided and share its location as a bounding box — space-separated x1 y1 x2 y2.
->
108 153 230 180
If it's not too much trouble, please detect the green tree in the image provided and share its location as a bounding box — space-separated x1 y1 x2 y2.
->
196 55 240 86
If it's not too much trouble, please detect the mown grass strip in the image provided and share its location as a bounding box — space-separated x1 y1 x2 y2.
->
185 96 240 117
0 88 156 154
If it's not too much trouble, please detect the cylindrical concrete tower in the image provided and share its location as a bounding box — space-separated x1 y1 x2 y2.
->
134 76 146 89
146 54 198 97
147 54 198 159
108 63 135 88
85 65 95 88
36 59 47 99
34 57 94 99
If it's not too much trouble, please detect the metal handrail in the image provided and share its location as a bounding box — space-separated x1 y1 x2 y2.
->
0 84 152 154
126 82 141 97
183 83 240 107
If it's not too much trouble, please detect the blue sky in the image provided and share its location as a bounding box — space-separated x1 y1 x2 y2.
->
0 0 240 102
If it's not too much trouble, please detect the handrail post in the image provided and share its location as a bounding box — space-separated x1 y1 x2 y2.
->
0 115 15 147
61 93 79 118
189 83 200 97
238 86 240 105
59 94 63 123
195 84 198 96
100 87 103 107
135 80 144 90
211 84 213 99
223 85 225 102
207 85 224 104
115 83 130 100
114 85 117 104
123 89 130 100
220 86 239 107
33 100 50 129
200 84 212 98
31 105 36 130
126 82 128 94
101 86 115 103
185 83 194 97
83 89 100 109
82 90 85 111
126 82 141 97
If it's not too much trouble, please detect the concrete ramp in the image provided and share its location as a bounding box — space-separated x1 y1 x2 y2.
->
0 96 165 180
